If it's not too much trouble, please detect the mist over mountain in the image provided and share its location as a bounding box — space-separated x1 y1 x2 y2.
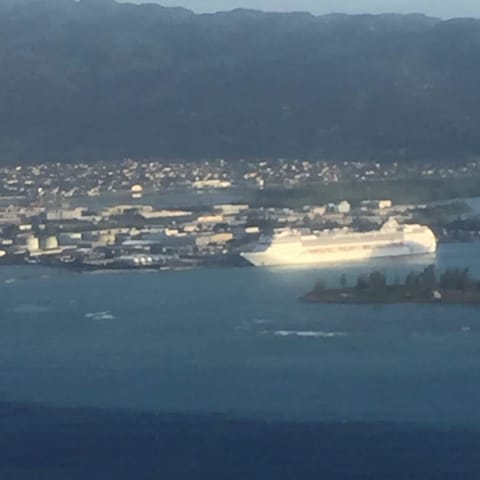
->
1 0 480 164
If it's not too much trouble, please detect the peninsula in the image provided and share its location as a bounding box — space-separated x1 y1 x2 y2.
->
302 266 480 305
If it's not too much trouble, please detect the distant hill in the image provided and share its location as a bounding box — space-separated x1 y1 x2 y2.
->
1 0 480 163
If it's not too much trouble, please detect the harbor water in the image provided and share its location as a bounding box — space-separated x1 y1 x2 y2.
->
1 242 480 426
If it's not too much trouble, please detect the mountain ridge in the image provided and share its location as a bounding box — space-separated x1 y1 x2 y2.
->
0 0 479 164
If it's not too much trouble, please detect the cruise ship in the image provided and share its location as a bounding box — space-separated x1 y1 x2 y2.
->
240 219 437 267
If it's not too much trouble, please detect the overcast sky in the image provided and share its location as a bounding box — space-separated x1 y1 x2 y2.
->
144 1 480 18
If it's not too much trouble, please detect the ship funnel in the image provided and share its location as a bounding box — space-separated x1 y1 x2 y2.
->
380 218 399 231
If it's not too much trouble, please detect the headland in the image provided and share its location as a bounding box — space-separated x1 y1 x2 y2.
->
302 266 480 305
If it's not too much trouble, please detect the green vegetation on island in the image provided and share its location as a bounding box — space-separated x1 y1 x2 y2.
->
303 266 480 304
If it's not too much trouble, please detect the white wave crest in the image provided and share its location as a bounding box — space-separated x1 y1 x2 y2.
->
85 311 116 320
253 318 274 325
272 330 347 338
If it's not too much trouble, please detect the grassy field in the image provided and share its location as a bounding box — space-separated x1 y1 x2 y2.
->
254 176 480 208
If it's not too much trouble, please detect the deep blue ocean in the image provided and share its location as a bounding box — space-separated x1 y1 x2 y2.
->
2 243 480 478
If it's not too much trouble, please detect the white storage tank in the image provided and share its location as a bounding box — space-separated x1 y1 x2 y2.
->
26 235 40 252
337 200 351 214
131 184 143 199
41 236 59 250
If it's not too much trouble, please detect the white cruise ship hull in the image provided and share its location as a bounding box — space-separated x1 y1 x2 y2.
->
241 242 434 267
240 221 437 267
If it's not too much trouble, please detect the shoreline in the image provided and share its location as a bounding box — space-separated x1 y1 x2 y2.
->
301 287 480 305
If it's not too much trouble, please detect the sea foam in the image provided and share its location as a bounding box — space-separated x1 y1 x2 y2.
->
85 311 116 320
272 330 347 338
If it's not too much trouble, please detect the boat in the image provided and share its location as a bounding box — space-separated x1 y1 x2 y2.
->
240 219 437 267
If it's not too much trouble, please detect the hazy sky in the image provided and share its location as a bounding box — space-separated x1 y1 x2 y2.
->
146 1 480 18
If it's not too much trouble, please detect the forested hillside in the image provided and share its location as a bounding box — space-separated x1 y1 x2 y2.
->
1 0 480 163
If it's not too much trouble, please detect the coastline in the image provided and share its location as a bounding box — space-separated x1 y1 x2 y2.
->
301 287 480 305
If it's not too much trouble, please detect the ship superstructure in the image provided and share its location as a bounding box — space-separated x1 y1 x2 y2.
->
240 219 437 267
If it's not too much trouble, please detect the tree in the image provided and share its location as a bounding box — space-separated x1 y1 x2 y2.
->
356 274 369 291
314 280 327 293
405 271 417 290
440 268 472 291
422 264 437 290
369 271 387 290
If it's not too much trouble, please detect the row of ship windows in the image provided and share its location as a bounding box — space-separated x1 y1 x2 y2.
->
307 242 406 254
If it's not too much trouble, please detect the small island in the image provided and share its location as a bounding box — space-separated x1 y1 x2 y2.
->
302 266 480 305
